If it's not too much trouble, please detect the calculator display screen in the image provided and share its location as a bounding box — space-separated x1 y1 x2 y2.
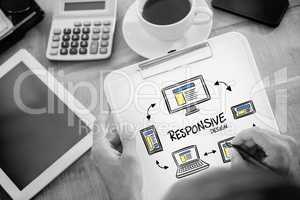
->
64 1 106 11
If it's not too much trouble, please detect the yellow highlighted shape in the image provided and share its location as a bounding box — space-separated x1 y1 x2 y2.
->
175 93 186 106
180 155 188 163
146 136 154 151
224 148 231 159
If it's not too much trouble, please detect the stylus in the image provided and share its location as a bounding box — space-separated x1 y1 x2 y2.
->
231 144 279 175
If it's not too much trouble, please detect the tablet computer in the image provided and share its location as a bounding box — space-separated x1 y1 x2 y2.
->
212 0 289 27
0 50 95 200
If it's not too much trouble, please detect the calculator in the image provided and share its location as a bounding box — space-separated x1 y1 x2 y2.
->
46 0 117 61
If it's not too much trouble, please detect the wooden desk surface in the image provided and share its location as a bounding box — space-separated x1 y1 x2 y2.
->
0 0 300 199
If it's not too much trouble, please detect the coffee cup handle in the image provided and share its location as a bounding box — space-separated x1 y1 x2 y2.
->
192 7 213 25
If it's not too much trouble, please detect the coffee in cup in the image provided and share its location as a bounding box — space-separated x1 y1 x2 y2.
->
0 0 32 13
142 0 192 25
137 0 213 41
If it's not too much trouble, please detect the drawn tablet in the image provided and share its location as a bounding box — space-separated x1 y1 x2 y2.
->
140 125 163 155
231 100 256 119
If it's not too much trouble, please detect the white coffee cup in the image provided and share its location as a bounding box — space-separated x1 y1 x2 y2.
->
137 0 213 41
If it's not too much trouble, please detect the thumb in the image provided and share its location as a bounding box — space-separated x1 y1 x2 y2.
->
120 130 138 159
92 119 120 163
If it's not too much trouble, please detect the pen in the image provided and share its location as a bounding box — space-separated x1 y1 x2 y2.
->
230 143 278 174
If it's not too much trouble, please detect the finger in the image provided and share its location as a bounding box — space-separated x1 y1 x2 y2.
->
232 128 257 144
94 133 120 159
105 113 121 146
120 130 138 159
244 139 256 147
232 127 275 153
264 155 290 175
106 123 121 147
230 148 248 168
92 120 120 162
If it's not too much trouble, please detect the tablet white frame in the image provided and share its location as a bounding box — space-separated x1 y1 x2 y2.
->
0 49 95 200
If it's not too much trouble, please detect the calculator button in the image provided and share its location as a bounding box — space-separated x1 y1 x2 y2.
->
101 33 110 40
93 27 101 33
52 35 60 41
53 28 61 35
74 21 82 27
102 27 110 33
63 28 71 34
103 20 111 25
61 41 69 48
80 41 88 47
73 28 81 34
82 27 90 34
81 34 89 40
101 40 109 47
60 48 68 55
90 41 99 54
83 21 91 26
79 47 87 54
71 41 79 47
92 34 100 40
51 42 60 48
63 35 70 41
70 48 78 55
50 49 58 55
93 21 102 26
72 34 80 41
100 47 108 54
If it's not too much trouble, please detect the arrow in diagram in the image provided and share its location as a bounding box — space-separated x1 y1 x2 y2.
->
204 150 217 156
146 103 156 120
214 81 232 91
156 160 169 170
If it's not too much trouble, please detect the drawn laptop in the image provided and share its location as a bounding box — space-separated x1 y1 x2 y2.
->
172 145 209 179
0 50 95 200
212 0 289 27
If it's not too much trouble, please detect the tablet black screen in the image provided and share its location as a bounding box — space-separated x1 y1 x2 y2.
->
0 62 90 190
212 0 289 27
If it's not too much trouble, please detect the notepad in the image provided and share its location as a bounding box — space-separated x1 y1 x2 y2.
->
104 32 280 200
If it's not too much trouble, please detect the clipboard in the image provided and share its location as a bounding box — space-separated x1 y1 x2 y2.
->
104 32 279 200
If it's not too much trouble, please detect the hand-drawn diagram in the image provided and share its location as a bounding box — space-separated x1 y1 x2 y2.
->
231 100 256 119
218 137 235 163
172 145 210 179
162 75 211 116
140 125 163 155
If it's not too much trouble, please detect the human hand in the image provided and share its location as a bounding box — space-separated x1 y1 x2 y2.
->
91 119 143 200
231 127 300 183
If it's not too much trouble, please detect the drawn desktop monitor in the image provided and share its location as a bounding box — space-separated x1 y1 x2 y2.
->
162 75 211 116
172 145 209 178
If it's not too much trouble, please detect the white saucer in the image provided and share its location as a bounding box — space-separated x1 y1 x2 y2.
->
122 1 213 58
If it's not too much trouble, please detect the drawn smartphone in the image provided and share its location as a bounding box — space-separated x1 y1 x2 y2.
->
140 125 163 155
218 137 235 163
